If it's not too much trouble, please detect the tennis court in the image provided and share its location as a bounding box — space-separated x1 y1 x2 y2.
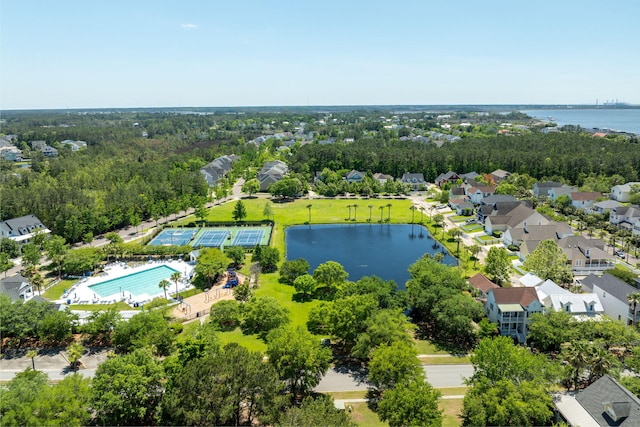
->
148 228 197 246
192 230 229 247
232 229 264 247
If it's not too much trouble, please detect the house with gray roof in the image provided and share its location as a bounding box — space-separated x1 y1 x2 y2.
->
0 214 50 246
610 205 640 233
484 203 549 235
0 275 34 301
548 185 577 201
533 181 563 198
434 171 459 187
610 182 640 202
400 173 426 190
199 154 239 187
257 160 288 191
490 169 511 183
581 273 640 325
555 375 640 426
589 199 622 215
345 170 365 183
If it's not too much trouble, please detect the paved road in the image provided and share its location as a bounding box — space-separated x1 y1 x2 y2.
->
314 364 473 392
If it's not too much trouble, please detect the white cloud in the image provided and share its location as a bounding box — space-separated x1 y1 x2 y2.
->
181 23 198 30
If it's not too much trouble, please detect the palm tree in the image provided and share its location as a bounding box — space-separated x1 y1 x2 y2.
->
587 345 615 384
27 349 37 370
379 206 384 222
429 205 436 222
449 228 463 255
353 204 359 221
469 245 481 267
564 340 590 390
306 204 312 224
368 204 374 223
419 206 425 224
30 272 44 296
441 220 447 241
410 205 416 224
628 292 640 325
386 203 392 222
159 279 170 300
170 271 182 299
346 204 352 220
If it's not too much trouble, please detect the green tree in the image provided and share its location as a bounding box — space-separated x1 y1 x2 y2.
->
170 270 182 298
313 260 349 296
30 374 92 427
241 178 260 197
66 341 85 369
43 235 69 279
351 309 415 360
269 177 303 199
258 246 280 273
528 310 578 352
522 239 573 285
0 252 14 277
232 200 247 222
377 378 442 427
224 246 245 268
113 311 176 356
280 258 310 285
193 248 231 288
38 309 77 344
161 343 285 426
0 237 20 258
242 296 290 337
232 281 253 302
306 203 312 223
81 308 122 344
158 278 170 300
263 201 273 220
21 243 41 269
92 348 164 426
484 246 511 285
468 244 481 267
277 395 356 427
0 368 49 426
266 325 332 398
209 299 242 331
368 341 422 392
62 247 102 275
293 273 317 300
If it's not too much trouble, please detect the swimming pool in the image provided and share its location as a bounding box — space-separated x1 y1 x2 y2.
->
88 265 180 298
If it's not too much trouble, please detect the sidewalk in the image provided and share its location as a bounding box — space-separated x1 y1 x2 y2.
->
0 348 111 381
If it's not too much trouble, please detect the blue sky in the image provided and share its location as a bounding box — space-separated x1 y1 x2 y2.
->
2 0 639 109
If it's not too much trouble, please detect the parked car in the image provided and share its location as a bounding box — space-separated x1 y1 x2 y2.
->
436 204 447 209
614 249 625 258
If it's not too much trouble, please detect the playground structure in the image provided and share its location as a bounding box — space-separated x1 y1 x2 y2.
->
223 268 240 289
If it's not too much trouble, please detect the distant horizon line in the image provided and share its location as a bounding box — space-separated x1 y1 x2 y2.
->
2 102 639 113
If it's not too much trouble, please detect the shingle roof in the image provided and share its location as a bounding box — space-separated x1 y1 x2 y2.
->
490 287 539 306
582 273 639 303
571 192 601 201
468 273 499 293
575 375 640 426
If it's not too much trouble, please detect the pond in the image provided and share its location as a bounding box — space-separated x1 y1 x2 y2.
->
285 224 457 289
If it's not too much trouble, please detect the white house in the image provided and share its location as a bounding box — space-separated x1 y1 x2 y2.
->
0 214 50 246
485 287 543 343
610 182 640 202
581 273 640 325
570 192 601 210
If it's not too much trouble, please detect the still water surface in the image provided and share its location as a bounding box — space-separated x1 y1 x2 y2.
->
286 224 457 289
522 109 640 134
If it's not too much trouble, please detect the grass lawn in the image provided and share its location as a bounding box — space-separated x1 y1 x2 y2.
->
449 215 469 222
477 234 497 242
349 402 387 427
418 355 471 365
461 223 484 233
42 279 77 300
326 391 368 400
414 339 453 355
216 327 268 353
438 387 468 396
440 398 464 427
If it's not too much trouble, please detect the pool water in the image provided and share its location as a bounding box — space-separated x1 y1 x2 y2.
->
89 265 180 297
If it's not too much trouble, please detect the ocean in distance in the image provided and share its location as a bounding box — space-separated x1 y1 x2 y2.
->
522 109 640 135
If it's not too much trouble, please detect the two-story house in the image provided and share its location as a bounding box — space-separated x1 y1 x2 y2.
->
532 181 563 198
610 182 640 202
582 273 640 325
0 214 50 247
400 173 426 190
570 192 601 210
485 287 542 343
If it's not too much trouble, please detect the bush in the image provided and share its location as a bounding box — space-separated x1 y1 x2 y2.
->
209 300 242 331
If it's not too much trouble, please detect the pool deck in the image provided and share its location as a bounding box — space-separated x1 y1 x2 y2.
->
59 260 195 307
